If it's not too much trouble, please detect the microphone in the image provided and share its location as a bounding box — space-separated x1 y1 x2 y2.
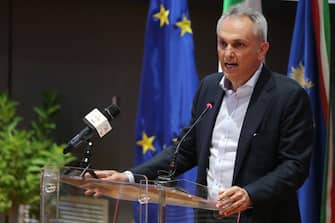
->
63 104 120 154
158 102 214 182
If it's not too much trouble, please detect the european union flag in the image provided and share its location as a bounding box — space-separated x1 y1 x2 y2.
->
134 0 198 222
287 0 331 222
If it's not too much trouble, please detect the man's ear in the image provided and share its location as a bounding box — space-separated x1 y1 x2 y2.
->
258 41 270 60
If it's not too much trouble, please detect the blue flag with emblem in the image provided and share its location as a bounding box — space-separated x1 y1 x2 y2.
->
287 0 331 223
134 0 198 222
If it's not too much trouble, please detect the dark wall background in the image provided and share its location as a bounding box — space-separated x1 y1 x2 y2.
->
0 0 334 221
0 0 9 92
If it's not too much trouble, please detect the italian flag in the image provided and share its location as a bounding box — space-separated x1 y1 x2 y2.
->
317 0 333 222
223 0 262 12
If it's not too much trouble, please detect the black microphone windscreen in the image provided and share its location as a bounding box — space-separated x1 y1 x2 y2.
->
104 104 120 121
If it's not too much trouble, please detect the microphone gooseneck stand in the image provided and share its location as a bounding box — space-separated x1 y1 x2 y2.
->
157 102 213 184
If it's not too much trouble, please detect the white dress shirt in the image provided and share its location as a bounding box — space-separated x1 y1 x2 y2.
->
207 64 262 201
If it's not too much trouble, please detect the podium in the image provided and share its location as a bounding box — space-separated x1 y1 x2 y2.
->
40 166 222 223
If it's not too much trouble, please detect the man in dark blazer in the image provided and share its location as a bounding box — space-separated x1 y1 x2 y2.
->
86 5 313 223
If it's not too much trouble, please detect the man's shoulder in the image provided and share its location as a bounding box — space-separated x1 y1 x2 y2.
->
264 70 309 104
270 71 304 91
201 72 223 84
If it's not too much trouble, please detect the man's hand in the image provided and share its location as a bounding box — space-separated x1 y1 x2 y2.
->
86 170 130 181
216 186 252 216
84 170 129 198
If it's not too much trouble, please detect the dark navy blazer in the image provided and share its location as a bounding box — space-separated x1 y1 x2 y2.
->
132 66 314 223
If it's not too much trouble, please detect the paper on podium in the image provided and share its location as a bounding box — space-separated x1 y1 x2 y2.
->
60 175 218 211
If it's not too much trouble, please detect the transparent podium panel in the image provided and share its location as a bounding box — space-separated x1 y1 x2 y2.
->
41 166 238 223
40 166 145 223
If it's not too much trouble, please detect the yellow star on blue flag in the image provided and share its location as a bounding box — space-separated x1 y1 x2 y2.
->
176 15 192 36
136 132 156 154
153 4 169 27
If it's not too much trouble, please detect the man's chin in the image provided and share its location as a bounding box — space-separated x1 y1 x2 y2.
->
223 69 238 77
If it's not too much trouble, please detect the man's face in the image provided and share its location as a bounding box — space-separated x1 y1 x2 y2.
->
217 15 269 88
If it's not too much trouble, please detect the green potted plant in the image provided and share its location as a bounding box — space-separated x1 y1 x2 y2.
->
0 92 74 222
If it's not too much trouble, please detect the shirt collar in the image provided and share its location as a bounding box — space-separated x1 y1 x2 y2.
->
219 63 263 91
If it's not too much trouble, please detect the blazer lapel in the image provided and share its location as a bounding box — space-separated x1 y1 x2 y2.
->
232 67 275 183
201 82 225 171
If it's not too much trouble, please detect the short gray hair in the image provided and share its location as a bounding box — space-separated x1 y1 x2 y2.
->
216 4 268 42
